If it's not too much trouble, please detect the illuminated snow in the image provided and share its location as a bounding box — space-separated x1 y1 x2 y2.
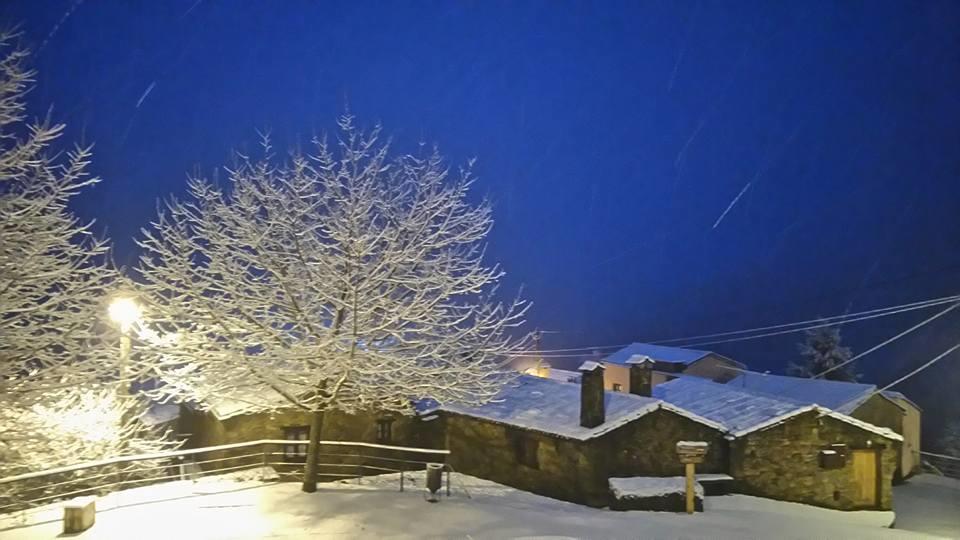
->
0 472 937 540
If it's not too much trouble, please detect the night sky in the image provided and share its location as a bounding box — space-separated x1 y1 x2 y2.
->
3 1 959 437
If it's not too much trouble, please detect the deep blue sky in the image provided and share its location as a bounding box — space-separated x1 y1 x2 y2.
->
3 1 959 432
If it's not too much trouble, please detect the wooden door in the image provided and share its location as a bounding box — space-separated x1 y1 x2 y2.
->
851 449 878 507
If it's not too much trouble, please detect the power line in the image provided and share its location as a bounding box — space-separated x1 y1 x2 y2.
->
513 293 960 358
675 295 960 349
652 293 960 346
812 301 960 380
876 341 960 393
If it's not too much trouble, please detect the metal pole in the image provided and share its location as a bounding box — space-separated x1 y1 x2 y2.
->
400 470 404 492
446 468 450 497
118 333 131 398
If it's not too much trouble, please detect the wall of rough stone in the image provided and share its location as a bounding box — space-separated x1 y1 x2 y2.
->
442 413 609 506
179 408 434 480
441 408 726 508
730 410 899 510
602 408 728 478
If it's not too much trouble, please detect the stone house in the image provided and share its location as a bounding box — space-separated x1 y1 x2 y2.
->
174 394 439 478
653 376 903 510
726 371 917 480
425 366 729 507
600 343 746 392
168 356 903 512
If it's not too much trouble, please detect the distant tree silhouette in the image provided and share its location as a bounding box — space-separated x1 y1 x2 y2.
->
788 323 860 382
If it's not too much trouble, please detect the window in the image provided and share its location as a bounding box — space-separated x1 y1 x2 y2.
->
512 434 539 469
376 418 394 443
283 426 309 461
612 383 623 392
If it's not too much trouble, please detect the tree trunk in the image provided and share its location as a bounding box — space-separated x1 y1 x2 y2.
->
301 408 325 493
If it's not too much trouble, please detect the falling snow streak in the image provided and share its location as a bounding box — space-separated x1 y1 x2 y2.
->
674 43 752 175
36 0 84 56
712 182 752 229
674 114 708 173
181 0 204 18
136 81 156 108
711 123 804 229
667 2 700 93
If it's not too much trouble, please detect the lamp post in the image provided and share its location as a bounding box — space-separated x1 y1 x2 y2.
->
108 297 141 398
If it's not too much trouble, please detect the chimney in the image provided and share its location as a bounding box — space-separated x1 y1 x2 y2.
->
627 354 655 397
578 361 605 428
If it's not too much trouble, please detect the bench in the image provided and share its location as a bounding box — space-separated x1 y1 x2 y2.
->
63 496 96 534
696 473 735 495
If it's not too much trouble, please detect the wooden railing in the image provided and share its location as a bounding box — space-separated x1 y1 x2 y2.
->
0 439 452 515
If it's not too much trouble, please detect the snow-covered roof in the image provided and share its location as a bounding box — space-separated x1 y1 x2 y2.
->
603 342 742 368
201 388 292 420
625 354 655 365
432 375 718 441
609 476 703 499
545 368 581 384
653 377 808 434
143 403 180 427
725 371 877 414
578 360 604 372
654 377 903 442
881 390 922 412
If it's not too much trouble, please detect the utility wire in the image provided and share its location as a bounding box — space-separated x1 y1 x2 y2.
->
652 293 960 346
812 301 960 380
876 341 960 393
514 293 960 357
672 295 960 349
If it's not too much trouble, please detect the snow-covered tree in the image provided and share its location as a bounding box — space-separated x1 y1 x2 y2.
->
0 35 176 495
136 117 528 491
787 322 860 382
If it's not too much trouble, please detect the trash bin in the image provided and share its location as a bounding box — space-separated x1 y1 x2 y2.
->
426 463 444 502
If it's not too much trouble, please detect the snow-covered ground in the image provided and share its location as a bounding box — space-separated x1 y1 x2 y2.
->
892 474 960 538
0 471 946 539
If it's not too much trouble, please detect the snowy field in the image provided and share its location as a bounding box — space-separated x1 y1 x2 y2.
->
0 471 948 540
892 474 960 538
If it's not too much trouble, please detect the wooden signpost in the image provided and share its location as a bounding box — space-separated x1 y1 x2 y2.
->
676 441 709 514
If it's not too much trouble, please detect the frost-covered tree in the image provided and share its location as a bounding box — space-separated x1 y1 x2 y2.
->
136 117 528 491
0 35 176 493
787 322 860 382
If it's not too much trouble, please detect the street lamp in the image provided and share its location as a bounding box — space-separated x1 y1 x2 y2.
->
108 297 141 397
108 297 141 332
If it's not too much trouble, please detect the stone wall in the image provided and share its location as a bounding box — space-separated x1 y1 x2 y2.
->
442 408 726 508
603 408 728 478
730 410 899 510
179 407 435 480
442 413 609 506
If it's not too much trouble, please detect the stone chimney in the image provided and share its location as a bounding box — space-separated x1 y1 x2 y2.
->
578 361 605 428
627 354 655 397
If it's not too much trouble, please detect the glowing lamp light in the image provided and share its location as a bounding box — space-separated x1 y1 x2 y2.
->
108 297 141 331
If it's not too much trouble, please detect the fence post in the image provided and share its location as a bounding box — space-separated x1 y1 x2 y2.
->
445 468 450 497
400 470 404 492
261 442 269 481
